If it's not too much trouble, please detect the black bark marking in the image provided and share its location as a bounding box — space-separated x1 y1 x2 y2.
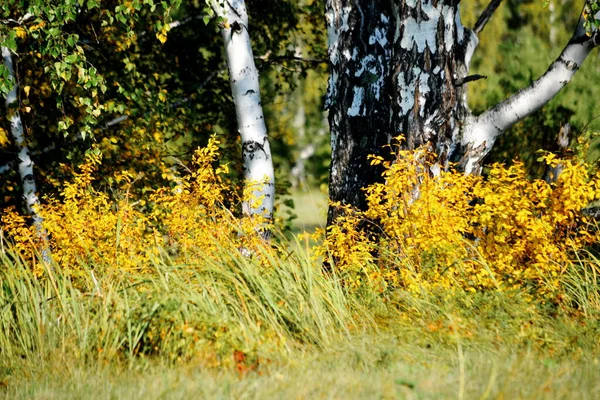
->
22 174 35 183
231 21 243 33
242 137 269 161
558 57 578 71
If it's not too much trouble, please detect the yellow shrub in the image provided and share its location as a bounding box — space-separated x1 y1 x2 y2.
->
1 135 271 279
39 150 153 277
320 139 600 299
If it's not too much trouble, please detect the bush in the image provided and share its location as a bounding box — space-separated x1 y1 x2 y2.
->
318 138 600 300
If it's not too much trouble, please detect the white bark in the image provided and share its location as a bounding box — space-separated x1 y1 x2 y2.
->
549 1 558 46
210 0 275 230
463 10 599 174
2 47 42 220
2 46 49 260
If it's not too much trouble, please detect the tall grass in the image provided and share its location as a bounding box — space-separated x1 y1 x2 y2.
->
563 250 600 316
2 235 600 399
0 236 367 370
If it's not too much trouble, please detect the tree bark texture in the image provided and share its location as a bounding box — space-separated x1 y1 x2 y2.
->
211 0 275 235
325 0 599 225
325 1 395 225
325 0 474 224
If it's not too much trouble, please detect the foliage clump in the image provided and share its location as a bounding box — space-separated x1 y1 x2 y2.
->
0 136 356 367
318 138 600 300
1 135 268 276
2 134 600 305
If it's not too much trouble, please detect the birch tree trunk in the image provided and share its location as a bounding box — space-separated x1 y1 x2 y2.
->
2 47 45 233
326 0 599 225
210 0 275 238
325 1 395 225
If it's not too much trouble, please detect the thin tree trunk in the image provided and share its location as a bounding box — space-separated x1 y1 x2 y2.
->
210 0 275 239
2 46 49 260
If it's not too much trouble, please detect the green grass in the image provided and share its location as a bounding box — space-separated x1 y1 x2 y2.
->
4 335 600 399
1 239 600 399
282 188 328 234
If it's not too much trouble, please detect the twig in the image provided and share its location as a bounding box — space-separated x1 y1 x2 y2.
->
455 74 487 86
255 54 327 66
473 0 503 36
1 13 34 26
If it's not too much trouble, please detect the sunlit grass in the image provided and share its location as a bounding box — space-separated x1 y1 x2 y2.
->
1 238 600 399
2 145 600 398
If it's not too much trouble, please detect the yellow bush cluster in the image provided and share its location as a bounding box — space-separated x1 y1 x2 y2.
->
320 139 600 298
149 135 245 261
3 149 154 277
3 134 599 302
1 135 269 277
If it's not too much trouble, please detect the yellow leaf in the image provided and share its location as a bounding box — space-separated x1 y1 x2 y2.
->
23 86 31 97
0 128 9 147
15 27 26 39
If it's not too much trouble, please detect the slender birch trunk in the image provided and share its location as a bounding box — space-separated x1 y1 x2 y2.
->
210 0 275 239
2 47 42 224
2 46 49 260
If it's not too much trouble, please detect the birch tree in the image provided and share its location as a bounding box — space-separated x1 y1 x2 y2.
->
2 46 41 222
325 0 600 224
210 0 275 238
2 45 49 258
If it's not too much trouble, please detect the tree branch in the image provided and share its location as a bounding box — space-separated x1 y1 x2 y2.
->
463 8 599 174
475 20 597 135
454 74 487 86
255 53 327 66
1 13 34 26
167 15 207 30
473 0 503 36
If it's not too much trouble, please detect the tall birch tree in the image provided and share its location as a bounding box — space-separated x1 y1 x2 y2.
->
210 0 275 238
2 46 42 227
325 0 600 225
2 45 50 260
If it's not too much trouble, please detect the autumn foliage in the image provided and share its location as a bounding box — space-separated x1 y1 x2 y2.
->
1 135 268 277
2 136 600 305
318 138 600 300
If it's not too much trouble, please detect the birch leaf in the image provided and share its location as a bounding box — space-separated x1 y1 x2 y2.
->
0 128 9 147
